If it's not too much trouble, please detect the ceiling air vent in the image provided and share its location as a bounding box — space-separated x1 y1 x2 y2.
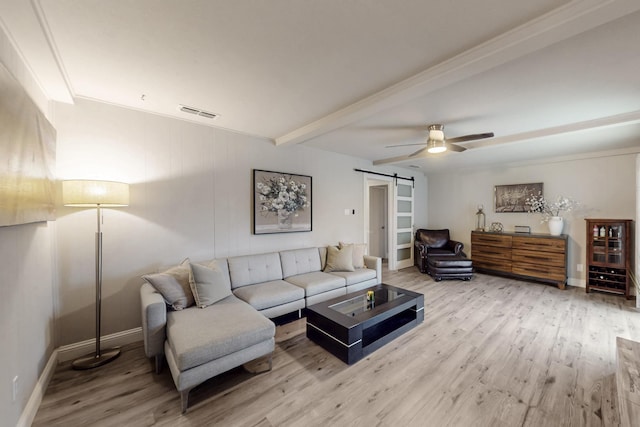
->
178 105 220 120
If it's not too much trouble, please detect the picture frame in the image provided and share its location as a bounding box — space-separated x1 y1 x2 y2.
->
0 62 56 227
494 182 543 213
253 169 312 234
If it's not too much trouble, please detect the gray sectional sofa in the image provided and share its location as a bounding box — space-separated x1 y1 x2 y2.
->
140 246 381 412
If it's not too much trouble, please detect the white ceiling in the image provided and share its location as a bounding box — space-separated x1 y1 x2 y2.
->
1 0 640 174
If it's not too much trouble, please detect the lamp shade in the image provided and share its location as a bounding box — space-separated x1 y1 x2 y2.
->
63 180 129 207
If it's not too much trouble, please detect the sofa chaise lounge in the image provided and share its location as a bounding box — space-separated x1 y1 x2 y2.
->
141 245 381 412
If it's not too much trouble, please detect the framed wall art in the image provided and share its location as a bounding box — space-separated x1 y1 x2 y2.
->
494 182 542 213
0 62 56 227
253 169 312 234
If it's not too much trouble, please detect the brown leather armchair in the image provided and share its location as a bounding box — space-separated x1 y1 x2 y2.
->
414 229 464 273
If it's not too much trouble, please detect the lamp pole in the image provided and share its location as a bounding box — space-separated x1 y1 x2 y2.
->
63 180 129 370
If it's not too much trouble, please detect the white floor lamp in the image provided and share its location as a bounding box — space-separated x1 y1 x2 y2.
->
63 180 130 369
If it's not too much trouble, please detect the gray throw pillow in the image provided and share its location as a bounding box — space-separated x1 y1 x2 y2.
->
142 258 194 310
324 245 355 272
189 261 232 308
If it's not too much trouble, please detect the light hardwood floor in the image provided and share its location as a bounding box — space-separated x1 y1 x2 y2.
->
33 267 640 426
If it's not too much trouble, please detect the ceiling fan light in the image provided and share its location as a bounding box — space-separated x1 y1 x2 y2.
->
429 130 445 140
427 138 446 153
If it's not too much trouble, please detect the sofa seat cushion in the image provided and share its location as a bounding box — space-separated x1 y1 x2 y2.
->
285 271 346 297
233 280 304 311
166 295 275 371
329 268 376 285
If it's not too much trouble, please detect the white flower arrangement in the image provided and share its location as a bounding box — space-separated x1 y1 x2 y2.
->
256 175 309 215
525 192 578 222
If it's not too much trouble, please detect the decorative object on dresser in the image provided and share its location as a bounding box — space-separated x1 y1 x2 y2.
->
489 222 503 232
525 193 578 236
63 180 130 369
585 219 632 299
471 230 568 289
475 204 486 231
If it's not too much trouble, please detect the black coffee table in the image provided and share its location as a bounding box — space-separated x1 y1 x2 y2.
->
306 284 424 364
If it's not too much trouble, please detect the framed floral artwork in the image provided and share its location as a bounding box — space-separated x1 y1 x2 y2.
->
253 169 312 234
494 182 543 213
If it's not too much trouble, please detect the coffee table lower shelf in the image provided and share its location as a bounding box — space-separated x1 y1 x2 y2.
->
306 284 424 364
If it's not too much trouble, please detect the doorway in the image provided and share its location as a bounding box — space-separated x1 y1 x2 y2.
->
369 185 388 259
364 176 414 271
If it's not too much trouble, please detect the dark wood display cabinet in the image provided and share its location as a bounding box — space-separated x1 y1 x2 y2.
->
585 219 633 299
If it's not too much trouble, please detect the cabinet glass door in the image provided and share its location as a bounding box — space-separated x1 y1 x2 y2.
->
591 224 606 264
607 224 625 267
590 223 625 267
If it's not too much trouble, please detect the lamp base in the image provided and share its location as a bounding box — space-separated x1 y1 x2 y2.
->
71 348 121 370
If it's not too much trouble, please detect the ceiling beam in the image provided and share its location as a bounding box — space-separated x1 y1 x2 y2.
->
275 0 640 147
372 110 640 166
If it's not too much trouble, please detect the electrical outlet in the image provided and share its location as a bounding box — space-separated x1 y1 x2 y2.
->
577 264 583 272
12 376 18 402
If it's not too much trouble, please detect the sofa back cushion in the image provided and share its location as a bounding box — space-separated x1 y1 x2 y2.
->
228 252 283 289
280 248 322 278
417 229 451 248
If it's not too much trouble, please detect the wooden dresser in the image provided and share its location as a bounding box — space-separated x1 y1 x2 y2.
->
471 231 568 289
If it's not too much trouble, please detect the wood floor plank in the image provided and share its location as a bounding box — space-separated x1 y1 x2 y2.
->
32 268 640 426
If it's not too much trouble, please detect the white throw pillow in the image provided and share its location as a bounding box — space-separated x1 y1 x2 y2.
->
339 242 367 269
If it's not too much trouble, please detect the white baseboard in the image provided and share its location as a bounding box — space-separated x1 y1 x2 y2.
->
16 348 59 427
568 278 586 288
57 327 143 362
18 327 143 426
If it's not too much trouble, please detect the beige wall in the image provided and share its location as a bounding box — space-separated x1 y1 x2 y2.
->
427 153 637 285
0 28 56 427
53 98 428 345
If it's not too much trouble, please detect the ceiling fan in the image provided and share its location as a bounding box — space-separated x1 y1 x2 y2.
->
386 124 494 157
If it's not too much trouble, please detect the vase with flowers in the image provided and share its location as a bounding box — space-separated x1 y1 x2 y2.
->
525 192 578 236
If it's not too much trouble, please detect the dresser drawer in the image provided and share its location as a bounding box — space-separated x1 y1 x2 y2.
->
512 249 565 268
473 258 512 273
471 232 512 248
512 263 566 282
472 244 511 261
512 236 566 253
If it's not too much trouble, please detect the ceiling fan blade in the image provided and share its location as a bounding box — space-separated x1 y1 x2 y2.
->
373 153 415 166
409 147 427 157
385 143 427 148
447 132 494 143
446 142 466 152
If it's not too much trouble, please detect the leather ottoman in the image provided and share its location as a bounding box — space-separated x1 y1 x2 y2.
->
427 255 473 281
